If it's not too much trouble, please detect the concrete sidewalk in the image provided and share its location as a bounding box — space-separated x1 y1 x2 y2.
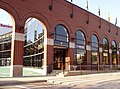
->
0 72 120 87
0 76 53 86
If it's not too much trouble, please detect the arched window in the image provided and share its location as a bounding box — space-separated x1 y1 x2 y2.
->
75 30 86 65
54 25 69 70
54 25 69 47
103 38 109 65
24 18 45 68
112 41 117 65
91 35 99 65
0 9 14 67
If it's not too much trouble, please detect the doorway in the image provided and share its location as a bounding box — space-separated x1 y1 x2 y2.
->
54 49 66 70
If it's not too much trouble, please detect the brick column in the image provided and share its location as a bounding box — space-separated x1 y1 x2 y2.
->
109 49 112 64
10 26 24 77
44 38 54 74
117 50 119 65
68 42 75 70
109 49 112 69
118 51 120 68
99 47 103 70
86 44 91 70
99 47 103 65
86 45 91 65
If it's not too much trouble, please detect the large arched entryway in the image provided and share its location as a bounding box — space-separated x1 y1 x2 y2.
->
23 17 47 76
0 8 15 77
91 34 99 70
54 24 69 70
74 30 86 65
103 37 109 65
112 40 117 65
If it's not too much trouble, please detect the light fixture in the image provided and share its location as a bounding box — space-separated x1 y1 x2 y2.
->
49 0 54 11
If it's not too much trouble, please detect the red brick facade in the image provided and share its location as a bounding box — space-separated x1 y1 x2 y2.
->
0 0 120 76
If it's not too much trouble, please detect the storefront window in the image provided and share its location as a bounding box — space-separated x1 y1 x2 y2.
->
75 30 86 65
103 38 109 65
91 35 99 65
112 41 117 65
54 25 69 48
0 31 12 66
24 18 44 68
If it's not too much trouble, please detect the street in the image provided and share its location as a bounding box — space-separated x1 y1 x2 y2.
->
0 79 120 89
0 72 120 89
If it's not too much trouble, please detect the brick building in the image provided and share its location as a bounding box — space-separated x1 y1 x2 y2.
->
0 0 120 77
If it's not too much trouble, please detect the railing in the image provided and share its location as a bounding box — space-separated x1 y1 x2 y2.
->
47 63 120 75
70 64 120 74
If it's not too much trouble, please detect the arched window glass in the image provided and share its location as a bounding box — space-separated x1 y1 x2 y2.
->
0 9 14 67
103 38 109 65
91 35 99 65
75 31 86 65
76 31 85 45
112 41 117 65
54 25 69 47
24 18 45 68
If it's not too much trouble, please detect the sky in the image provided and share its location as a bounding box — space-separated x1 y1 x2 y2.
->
0 0 120 26
0 9 13 26
67 0 120 27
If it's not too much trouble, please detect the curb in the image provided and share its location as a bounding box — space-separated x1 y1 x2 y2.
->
0 80 47 86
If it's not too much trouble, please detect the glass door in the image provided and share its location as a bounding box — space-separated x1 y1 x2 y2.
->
54 49 65 70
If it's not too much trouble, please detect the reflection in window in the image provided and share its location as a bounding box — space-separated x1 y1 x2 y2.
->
103 38 109 65
24 18 44 68
0 32 12 66
91 35 99 65
75 31 86 65
54 25 69 47
0 9 13 67
112 41 117 65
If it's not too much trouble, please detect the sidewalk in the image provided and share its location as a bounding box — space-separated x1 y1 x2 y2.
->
0 76 52 86
0 72 120 87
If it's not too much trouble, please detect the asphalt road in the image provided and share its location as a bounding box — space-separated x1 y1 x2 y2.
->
0 79 120 89
0 72 120 89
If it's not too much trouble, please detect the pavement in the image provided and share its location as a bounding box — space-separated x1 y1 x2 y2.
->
0 72 120 89
0 76 51 86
